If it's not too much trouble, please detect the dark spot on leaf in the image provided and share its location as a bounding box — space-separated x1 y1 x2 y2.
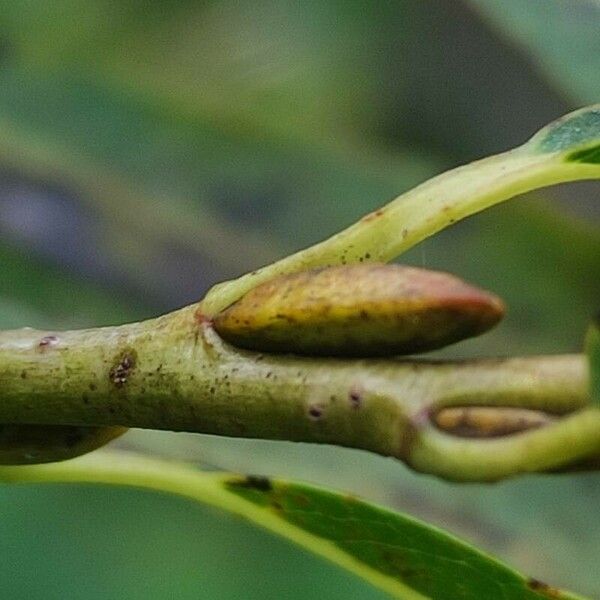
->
233 475 273 492
527 578 562 598
290 492 311 507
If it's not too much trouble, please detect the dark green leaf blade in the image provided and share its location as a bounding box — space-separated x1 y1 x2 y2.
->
0 452 587 599
226 476 584 600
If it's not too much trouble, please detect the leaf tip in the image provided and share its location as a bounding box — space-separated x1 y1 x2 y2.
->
529 105 600 155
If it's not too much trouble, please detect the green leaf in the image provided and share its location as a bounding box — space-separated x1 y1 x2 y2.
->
0 451 587 600
586 318 600 406
568 144 600 165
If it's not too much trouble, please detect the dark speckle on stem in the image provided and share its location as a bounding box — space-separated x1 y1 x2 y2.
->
362 208 385 222
308 404 324 420
110 350 137 388
308 404 323 421
38 335 59 350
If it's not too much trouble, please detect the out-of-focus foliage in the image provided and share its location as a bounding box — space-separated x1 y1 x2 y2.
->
470 0 600 104
0 1 598 599
587 319 600 405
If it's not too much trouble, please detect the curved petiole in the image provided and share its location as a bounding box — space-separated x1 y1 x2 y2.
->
202 105 600 315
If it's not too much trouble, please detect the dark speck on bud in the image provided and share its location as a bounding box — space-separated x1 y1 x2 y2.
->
349 387 362 409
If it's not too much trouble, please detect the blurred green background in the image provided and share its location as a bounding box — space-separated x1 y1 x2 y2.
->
0 1 598 598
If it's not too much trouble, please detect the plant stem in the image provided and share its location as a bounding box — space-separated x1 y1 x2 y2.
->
202 148 600 315
0 306 595 480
